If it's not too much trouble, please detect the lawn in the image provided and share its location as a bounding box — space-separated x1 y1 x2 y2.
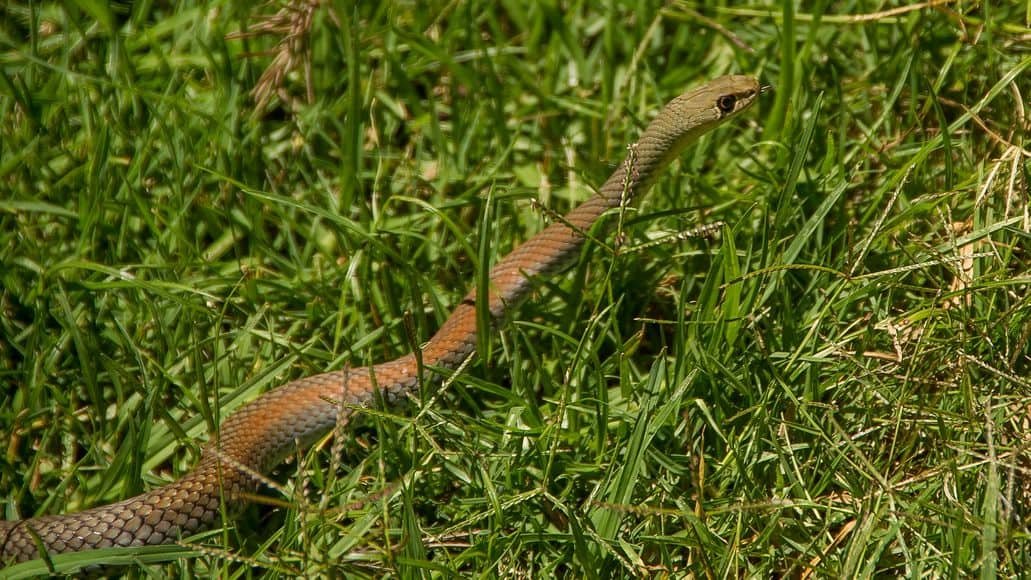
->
1 1 1028 577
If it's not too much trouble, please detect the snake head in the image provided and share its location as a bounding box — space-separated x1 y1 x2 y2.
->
638 75 760 174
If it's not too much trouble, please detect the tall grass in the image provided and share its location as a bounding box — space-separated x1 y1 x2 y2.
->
1 1 1028 577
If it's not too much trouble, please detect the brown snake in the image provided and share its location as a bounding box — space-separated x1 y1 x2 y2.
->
0 76 759 566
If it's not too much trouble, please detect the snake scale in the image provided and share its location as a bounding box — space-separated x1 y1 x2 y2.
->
1 75 759 566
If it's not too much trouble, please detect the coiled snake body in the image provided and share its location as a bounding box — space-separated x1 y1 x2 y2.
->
1 76 759 565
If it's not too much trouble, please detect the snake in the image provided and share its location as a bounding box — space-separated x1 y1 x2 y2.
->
0 75 759 566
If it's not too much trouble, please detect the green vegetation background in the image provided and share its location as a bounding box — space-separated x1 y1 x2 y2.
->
1 1 1028 577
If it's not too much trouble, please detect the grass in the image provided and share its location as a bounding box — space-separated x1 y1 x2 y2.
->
1 0 1028 577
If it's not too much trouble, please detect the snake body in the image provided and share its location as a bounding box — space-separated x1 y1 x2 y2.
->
0 76 759 565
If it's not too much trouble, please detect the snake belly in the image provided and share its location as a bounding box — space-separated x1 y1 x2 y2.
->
0 75 759 565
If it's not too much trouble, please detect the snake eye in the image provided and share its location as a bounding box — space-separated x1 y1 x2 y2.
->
716 95 737 114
